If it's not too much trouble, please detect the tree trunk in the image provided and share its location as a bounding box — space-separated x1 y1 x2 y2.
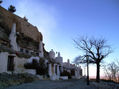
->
96 62 100 83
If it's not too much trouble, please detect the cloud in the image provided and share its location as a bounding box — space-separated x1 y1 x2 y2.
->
16 0 57 36
16 0 58 51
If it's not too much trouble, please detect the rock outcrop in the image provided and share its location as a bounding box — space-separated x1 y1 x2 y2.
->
0 6 42 43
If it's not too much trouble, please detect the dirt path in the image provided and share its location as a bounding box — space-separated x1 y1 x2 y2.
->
5 79 119 89
5 79 96 89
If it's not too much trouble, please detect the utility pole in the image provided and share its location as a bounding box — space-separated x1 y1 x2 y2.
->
86 53 89 85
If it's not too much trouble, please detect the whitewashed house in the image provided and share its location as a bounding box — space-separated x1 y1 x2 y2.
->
0 6 82 80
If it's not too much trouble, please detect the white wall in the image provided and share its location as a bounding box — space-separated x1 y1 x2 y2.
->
0 52 29 73
0 52 9 73
14 57 28 73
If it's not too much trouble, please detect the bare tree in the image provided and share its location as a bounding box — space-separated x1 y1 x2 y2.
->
103 61 119 82
74 37 111 82
108 62 118 80
103 64 112 80
116 60 119 82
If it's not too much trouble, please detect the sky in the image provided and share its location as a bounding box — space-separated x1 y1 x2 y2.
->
1 0 119 77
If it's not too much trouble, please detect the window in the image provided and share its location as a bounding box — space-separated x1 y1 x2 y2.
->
7 56 14 71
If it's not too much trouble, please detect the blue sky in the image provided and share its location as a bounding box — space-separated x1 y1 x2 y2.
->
2 0 119 76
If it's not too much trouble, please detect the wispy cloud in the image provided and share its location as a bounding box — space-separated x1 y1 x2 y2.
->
16 0 58 51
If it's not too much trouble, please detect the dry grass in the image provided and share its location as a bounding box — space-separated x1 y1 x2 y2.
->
0 73 39 89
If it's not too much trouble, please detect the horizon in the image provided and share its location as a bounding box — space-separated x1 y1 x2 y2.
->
1 0 119 77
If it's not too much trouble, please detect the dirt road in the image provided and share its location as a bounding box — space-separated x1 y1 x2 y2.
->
6 79 119 89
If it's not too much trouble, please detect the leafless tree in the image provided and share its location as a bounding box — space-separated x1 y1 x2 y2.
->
103 64 112 80
108 62 118 80
116 60 119 82
74 37 112 82
103 61 119 82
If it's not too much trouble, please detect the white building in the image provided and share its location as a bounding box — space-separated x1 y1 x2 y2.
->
63 59 82 79
0 6 82 80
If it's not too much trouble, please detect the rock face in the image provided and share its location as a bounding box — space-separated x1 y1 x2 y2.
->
0 26 10 47
0 6 45 74
0 6 42 42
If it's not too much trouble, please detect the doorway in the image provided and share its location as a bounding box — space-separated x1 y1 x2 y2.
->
7 56 14 71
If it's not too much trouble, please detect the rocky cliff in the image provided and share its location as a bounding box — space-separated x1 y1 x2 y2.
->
0 6 42 42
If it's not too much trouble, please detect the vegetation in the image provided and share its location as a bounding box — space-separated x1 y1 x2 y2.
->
74 37 112 82
0 45 32 58
16 51 31 58
8 5 16 13
0 26 10 42
0 45 15 54
71 69 75 76
60 70 71 79
37 58 48 75
24 58 48 76
0 0 2 4
0 73 39 89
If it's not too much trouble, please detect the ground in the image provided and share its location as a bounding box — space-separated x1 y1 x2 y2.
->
5 78 119 89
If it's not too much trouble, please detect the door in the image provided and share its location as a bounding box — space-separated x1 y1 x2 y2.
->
7 56 14 71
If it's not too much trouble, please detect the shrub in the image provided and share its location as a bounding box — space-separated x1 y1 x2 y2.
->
60 70 71 79
0 73 39 88
24 58 48 76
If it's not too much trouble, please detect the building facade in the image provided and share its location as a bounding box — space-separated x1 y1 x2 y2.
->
0 6 82 80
